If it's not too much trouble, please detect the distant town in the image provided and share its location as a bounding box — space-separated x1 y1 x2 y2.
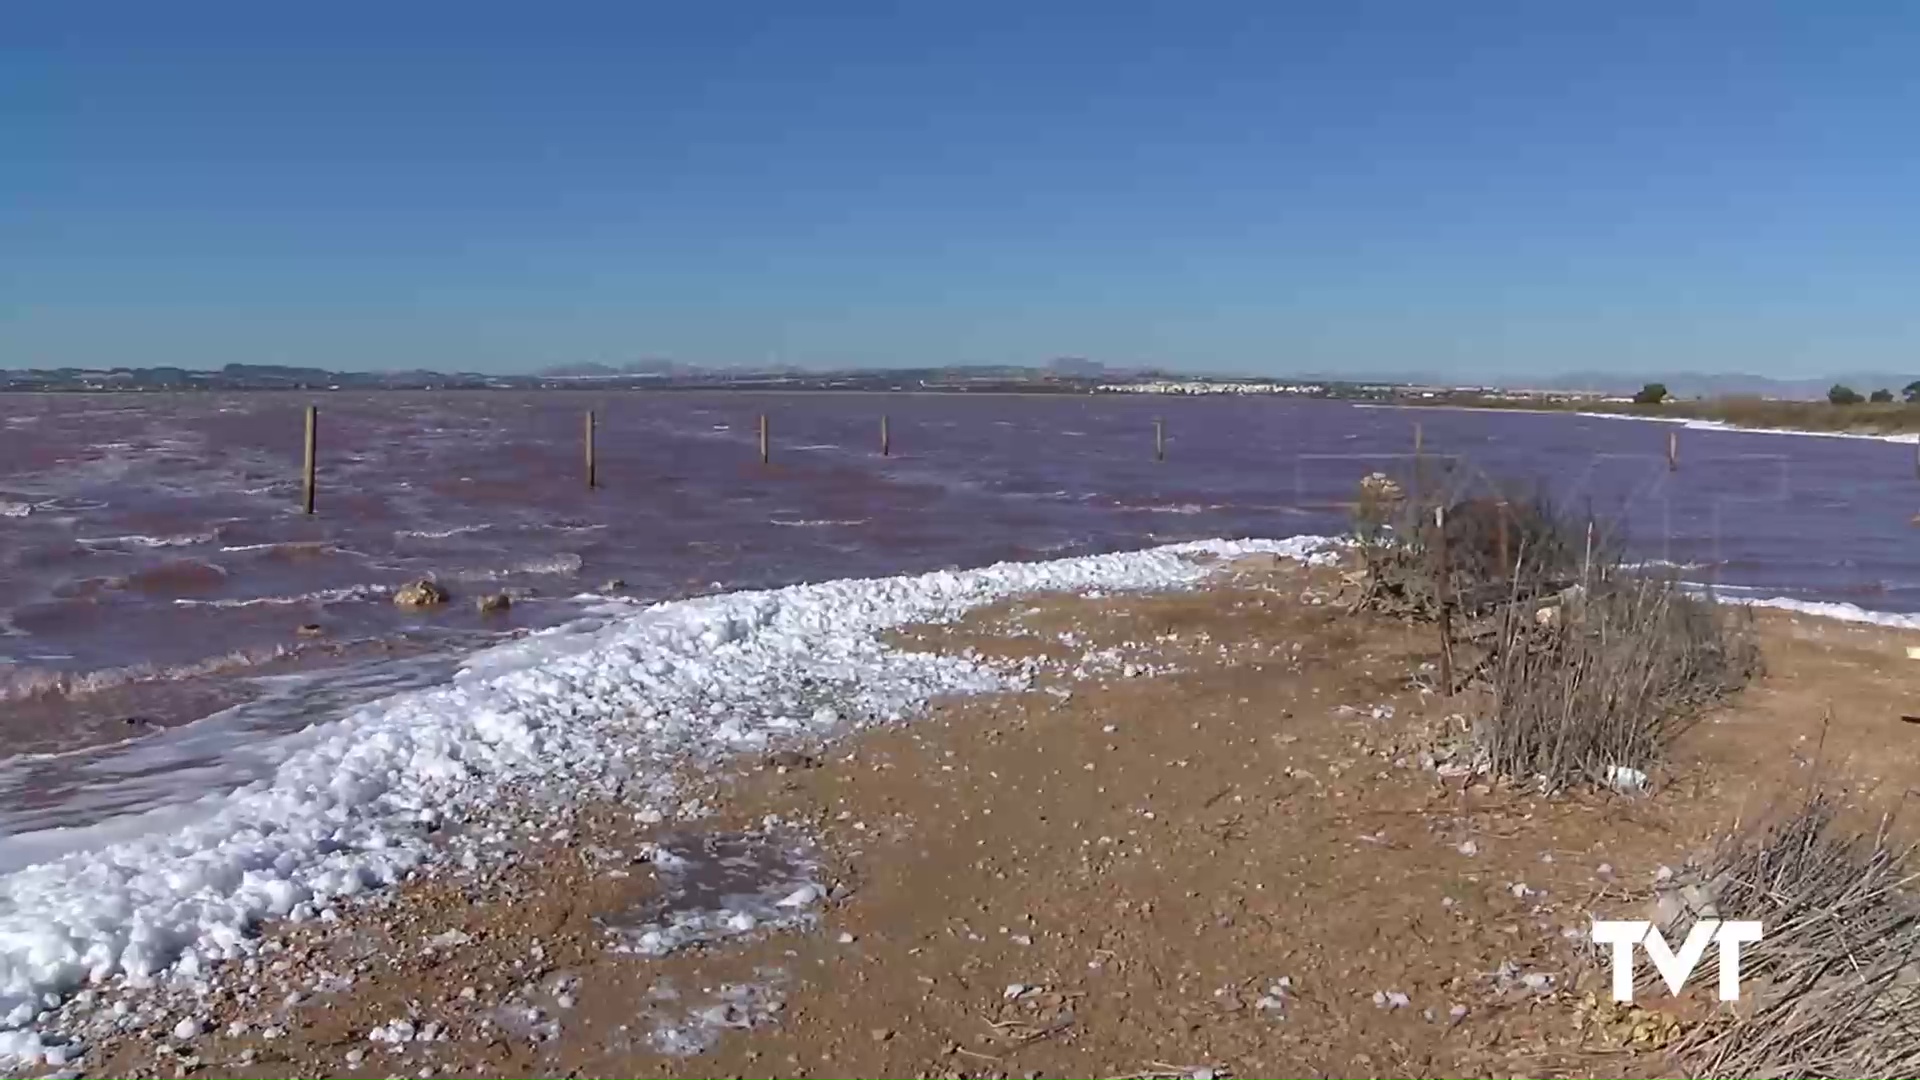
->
0 359 1626 404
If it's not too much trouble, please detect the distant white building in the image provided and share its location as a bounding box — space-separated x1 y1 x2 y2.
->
1097 380 1324 396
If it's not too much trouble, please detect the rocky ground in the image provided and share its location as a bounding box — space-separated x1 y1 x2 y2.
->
41 554 1920 1079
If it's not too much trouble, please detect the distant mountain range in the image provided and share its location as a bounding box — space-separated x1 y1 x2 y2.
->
1285 369 1920 400
0 359 1141 394
1537 371 1920 400
7 359 1914 401
536 356 1117 379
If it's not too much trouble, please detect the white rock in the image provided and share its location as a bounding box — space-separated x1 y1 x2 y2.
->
775 885 819 908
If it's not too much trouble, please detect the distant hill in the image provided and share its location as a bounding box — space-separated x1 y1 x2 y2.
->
1518 371 1920 400
539 359 694 378
1284 369 1920 400
10 358 1916 402
1045 356 1107 377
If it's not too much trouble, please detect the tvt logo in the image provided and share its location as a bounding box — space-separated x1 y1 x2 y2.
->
1591 920 1763 1002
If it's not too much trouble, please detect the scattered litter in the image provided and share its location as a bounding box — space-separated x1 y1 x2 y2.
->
1604 764 1649 794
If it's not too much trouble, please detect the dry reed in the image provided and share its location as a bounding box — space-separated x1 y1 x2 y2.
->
1668 790 1920 1078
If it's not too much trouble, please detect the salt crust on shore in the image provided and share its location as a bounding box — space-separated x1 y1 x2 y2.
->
1575 410 1920 445
0 536 1335 1066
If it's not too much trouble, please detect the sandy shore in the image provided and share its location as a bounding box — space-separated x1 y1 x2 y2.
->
28 551 1920 1079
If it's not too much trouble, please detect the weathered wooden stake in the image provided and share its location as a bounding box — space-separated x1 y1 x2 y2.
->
1584 518 1595 585
1410 421 1424 512
1154 417 1165 461
758 414 769 464
1667 429 1678 471
880 414 890 457
301 405 318 515
1434 504 1454 696
585 410 597 489
1912 438 1918 480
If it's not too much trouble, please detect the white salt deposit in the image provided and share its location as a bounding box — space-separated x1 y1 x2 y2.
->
1575 409 1920 445
1725 593 1920 631
0 535 1334 1066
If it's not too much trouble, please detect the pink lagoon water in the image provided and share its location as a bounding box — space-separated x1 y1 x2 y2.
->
2 390 1915 831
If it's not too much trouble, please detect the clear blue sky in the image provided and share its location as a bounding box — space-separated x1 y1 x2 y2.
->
5 2 1920 378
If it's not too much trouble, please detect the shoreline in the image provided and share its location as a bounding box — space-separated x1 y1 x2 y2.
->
6 534 1920 1071
0 536 1335 1069
1361 400 1920 445
24 548 1920 1078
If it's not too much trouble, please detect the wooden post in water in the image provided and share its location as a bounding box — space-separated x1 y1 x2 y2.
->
1154 417 1165 461
1411 421 1424 512
301 406 318 515
758 414 769 464
880 414 890 457
584 410 597 489
1667 429 1679 471
1433 504 1454 696
1584 518 1595 586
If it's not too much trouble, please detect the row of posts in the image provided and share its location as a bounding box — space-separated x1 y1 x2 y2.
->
298 408 1175 512
295 407 1918 515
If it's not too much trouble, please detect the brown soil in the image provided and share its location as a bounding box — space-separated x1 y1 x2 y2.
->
70 557 1920 1080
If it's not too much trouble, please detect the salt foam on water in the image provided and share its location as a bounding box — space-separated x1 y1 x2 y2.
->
0 535 1333 1066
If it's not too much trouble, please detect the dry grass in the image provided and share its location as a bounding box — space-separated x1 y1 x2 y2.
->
1348 474 1759 790
1667 790 1920 1078
1476 570 1759 791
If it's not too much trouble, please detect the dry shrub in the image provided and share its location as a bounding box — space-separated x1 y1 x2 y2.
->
1351 480 1598 622
1667 791 1920 1078
1347 472 1758 790
1477 570 1758 790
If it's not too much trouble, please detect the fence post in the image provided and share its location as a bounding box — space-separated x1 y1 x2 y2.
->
758 414 769 464
1434 504 1454 695
881 414 890 457
585 410 597 489
302 406 318 515
1154 417 1165 461
1411 421 1424 513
